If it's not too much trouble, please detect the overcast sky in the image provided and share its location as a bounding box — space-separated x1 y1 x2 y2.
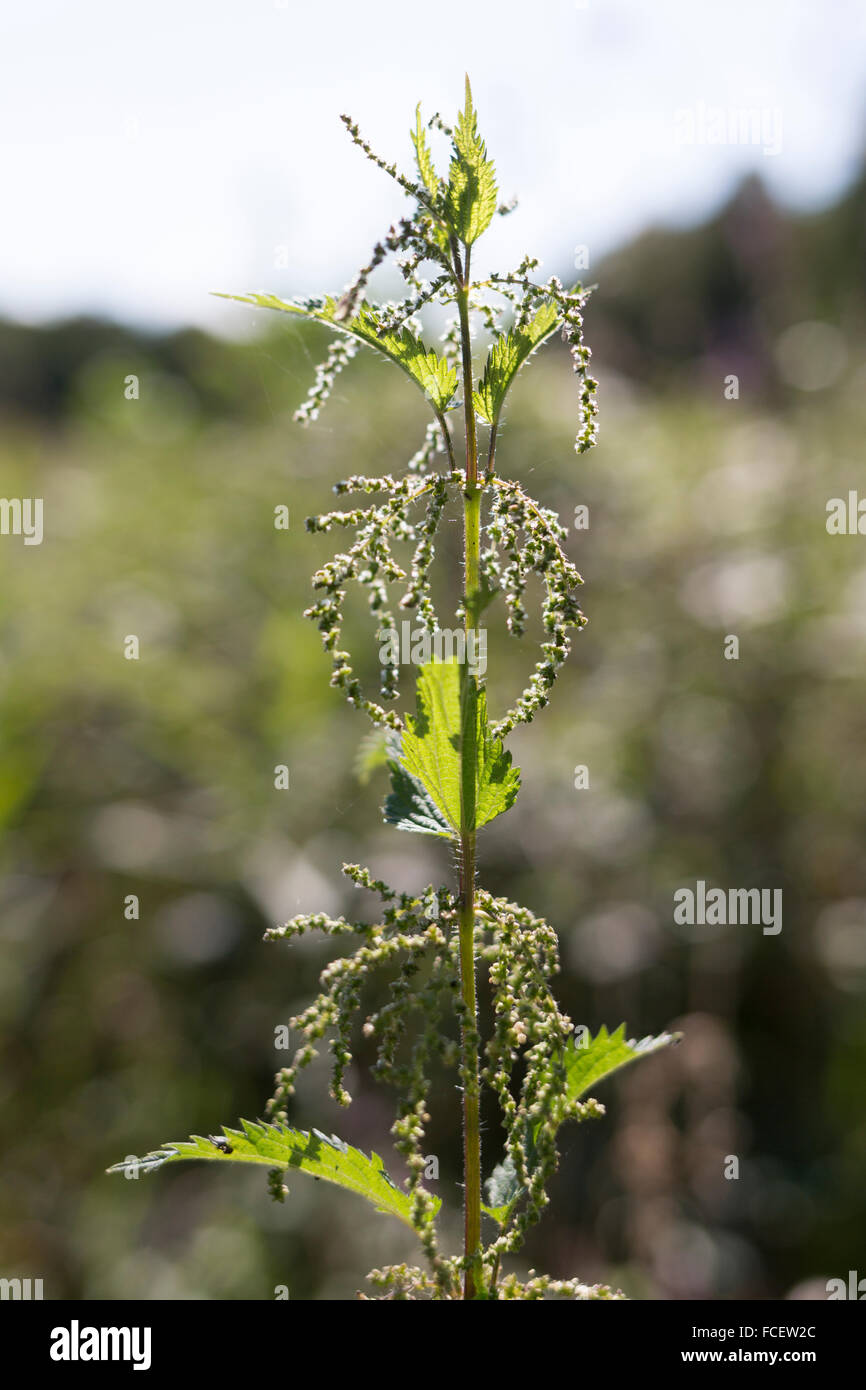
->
2 0 865 335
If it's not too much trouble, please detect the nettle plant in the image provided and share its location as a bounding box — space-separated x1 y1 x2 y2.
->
111 80 677 1300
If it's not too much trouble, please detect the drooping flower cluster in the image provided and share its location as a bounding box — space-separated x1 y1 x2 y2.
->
483 477 587 736
301 467 587 735
264 861 607 1294
265 863 459 1289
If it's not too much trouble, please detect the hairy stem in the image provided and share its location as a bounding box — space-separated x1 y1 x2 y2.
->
457 820 480 1298
456 241 483 1298
458 490 482 1298
455 244 478 487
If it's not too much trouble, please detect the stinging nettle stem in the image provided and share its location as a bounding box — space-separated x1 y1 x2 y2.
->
455 236 484 1298
459 496 482 1299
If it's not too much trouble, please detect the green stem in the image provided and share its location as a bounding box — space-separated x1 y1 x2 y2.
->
459 485 482 1299
457 819 480 1299
455 239 483 1298
455 244 478 487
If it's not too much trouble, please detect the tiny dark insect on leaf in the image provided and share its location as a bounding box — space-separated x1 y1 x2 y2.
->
208 1135 233 1154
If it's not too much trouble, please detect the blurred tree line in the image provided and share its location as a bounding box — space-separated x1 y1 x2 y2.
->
1 169 864 1300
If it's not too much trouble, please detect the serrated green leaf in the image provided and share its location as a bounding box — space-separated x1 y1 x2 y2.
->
483 1024 679 1228
561 1024 681 1107
368 316 458 411
389 659 519 838
212 292 458 412
412 104 439 198
445 76 498 246
108 1120 435 1231
383 755 452 837
473 302 560 426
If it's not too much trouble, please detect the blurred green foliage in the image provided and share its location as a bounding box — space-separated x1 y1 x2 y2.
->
1 172 865 1300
